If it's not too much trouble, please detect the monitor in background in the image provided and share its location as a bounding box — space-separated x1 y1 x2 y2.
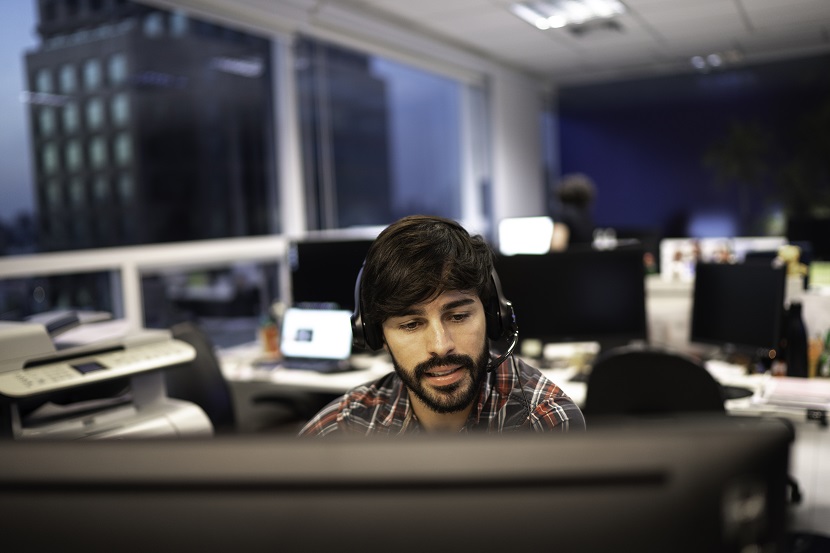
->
809 260 830 290
278 307 353 372
497 216 554 255
493 248 648 352
288 238 374 311
690 262 786 362
787 217 830 261
659 236 787 281
0 417 791 553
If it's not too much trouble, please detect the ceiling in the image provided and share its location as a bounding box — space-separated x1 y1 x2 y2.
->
281 0 830 86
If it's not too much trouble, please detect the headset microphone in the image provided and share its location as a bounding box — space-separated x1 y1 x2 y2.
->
487 326 519 371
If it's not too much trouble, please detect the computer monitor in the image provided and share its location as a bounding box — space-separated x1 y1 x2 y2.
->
787 217 830 261
690 262 786 359
659 236 788 281
288 238 374 311
497 216 554 255
493 248 648 351
0 417 791 552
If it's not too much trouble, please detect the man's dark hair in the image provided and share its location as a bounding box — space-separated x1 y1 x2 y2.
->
556 173 596 208
360 215 495 328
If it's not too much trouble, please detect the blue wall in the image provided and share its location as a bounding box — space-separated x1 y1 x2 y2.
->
557 53 830 239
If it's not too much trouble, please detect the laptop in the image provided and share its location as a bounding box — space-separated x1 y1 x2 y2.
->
279 307 354 372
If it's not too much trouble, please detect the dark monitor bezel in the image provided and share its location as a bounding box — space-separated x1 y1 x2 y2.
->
0 418 791 553
288 237 374 311
690 261 787 356
493 248 648 348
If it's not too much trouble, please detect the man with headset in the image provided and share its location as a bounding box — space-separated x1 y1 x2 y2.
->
299 215 585 435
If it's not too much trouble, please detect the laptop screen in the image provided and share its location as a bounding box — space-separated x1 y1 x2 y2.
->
280 308 353 361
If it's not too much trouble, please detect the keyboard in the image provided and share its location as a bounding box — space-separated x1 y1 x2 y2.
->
281 358 350 373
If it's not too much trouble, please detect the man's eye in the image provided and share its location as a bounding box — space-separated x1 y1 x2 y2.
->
449 312 470 322
399 321 420 331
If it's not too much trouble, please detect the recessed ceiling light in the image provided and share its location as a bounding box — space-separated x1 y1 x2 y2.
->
511 0 626 30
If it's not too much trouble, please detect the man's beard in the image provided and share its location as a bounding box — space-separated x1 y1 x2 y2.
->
390 341 490 414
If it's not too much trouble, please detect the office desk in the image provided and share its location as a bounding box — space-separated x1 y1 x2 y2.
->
220 343 393 395
219 343 825 419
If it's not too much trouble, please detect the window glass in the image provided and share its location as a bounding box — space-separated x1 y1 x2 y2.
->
42 142 59 175
0 3 288 340
110 92 129 125
89 136 107 169
83 58 102 91
114 132 131 165
2 1 278 257
59 63 76 93
45 178 61 207
62 102 79 134
117 172 133 203
170 11 188 37
85 98 104 130
0 272 118 321
108 53 127 85
295 36 464 229
38 108 56 137
143 12 164 37
35 68 52 93
93 176 109 202
65 139 83 172
69 176 85 206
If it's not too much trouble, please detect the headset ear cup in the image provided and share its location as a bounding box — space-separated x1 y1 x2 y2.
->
487 269 517 341
352 264 383 351
351 311 367 350
351 265 368 350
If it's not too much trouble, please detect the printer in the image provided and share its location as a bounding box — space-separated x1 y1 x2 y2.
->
0 321 213 440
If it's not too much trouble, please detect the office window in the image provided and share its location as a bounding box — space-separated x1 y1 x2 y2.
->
2 0 278 259
110 92 129 126
0 270 119 321
42 142 59 175
58 63 77 94
295 36 467 229
62 102 79 134
85 98 104 130
143 12 164 37
117 173 133 203
114 132 131 166
89 136 107 169
69 176 85 206
45 178 61 208
4 2 284 335
35 68 53 93
93 176 109 203
170 11 188 37
38 108 56 137
108 53 127 86
65 139 83 172
83 58 102 91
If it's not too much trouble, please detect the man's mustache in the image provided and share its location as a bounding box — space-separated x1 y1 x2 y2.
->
414 354 475 377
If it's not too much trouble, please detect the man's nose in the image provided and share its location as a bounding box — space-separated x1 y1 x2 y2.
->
426 321 455 357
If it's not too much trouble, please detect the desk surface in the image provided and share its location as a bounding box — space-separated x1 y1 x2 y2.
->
219 342 828 419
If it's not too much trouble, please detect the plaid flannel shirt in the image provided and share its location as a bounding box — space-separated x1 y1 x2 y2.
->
298 356 586 436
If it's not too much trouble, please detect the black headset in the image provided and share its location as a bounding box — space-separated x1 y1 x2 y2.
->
351 264 519 370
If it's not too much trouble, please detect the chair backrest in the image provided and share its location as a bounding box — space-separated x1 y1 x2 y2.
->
583 345 725 419
166 321 236 432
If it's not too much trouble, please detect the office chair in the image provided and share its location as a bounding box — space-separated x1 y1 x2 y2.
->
582 344 726 418
166 321 236 433
583 344 803 506
167 321 324 434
